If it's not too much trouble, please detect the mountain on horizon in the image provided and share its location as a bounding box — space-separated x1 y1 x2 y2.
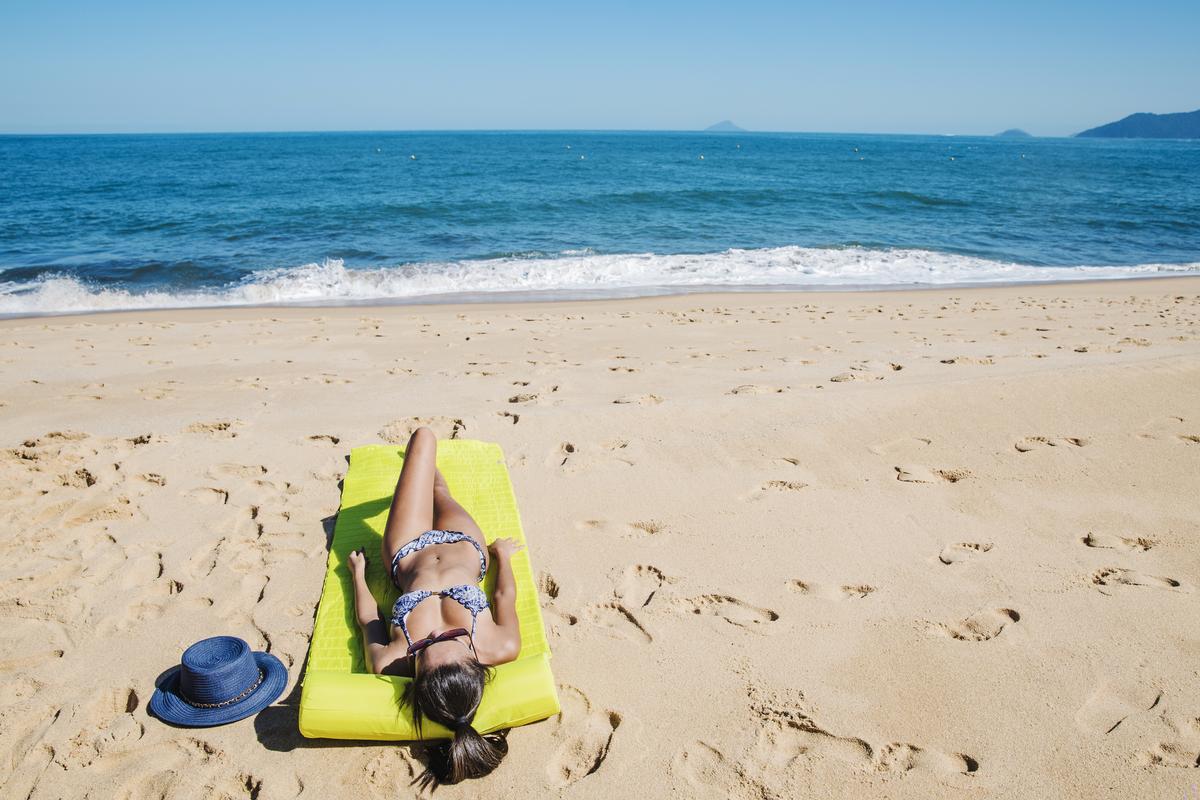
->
704 120 746 133
995 128 1032 138
1076 109 1200 139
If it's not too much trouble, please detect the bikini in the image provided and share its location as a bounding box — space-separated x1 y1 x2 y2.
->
389 529 490 645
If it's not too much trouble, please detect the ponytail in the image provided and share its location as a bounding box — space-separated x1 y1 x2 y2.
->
446 723 508 782
404 659 509 785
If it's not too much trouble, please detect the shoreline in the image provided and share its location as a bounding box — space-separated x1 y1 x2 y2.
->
4 273 1199 326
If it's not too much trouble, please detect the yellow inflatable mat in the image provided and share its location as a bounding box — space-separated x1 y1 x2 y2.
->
298 440 558 740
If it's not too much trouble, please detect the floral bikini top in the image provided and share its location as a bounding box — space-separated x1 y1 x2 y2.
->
388 530 490 645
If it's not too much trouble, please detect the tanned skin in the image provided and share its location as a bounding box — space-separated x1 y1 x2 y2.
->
348 426 522 677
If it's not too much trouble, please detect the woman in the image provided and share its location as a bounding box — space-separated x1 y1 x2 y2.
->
347 426 523 783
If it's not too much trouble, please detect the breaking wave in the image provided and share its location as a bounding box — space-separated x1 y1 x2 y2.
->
2 246 1197 316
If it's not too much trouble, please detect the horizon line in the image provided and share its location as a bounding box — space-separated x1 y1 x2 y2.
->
0 126 1072 139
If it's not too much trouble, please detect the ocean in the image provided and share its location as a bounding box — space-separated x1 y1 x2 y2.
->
1 131 1198 316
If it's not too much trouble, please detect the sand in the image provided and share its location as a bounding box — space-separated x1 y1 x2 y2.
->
1 278 1199 799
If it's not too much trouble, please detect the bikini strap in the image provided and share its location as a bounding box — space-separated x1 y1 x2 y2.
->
393 590 435 646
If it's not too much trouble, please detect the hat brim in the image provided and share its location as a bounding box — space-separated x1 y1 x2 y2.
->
149 651 288 727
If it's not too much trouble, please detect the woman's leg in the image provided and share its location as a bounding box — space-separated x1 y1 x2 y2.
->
432 467 489 569
381 427 437 568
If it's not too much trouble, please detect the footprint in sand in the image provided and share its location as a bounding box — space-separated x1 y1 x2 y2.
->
673 741 766 800
614 564 673 608
540 576 580 634
895 465 972 483
1081 533 1154 552
585 565 676 642
727 384 788 394
939 355 995 366
626 519 667 536
1091 568 1186 593
828 372 883 383
56 687 145 769
934 608 1020 641
1014 435 1090 452
378 416 466 442
187 487 230 506
744 479 809 500
574 518 670 537
874 742 979 778
186 536 225 580
184 420 240 438
538 571 561 601
585 601 653 643
306 434 341 445
788 580 876 600
938 542 993 565
753 705 978 781
207 463 268 480
112 737 275 799
679 594 779 629
1141 715 1200 768
6 687 145 795
612 393 663 405
1075 681 1162 734
825 360 904 385
546 686 622 788
356 749 416 795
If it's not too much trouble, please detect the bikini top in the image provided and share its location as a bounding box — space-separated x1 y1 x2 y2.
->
388 529 491 646
390 584 491 645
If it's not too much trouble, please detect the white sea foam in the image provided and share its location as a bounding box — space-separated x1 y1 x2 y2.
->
1 246 1197 317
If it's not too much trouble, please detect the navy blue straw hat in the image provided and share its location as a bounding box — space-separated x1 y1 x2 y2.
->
150 636 287 727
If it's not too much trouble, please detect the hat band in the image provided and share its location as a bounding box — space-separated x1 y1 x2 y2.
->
183 669 265 709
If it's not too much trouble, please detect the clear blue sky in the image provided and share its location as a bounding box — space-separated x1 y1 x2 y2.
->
2 0 1197 136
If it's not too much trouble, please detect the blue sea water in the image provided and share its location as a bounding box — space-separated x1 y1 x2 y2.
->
1 131 1198 315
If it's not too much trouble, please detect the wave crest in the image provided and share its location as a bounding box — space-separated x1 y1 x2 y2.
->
2 246 1197 316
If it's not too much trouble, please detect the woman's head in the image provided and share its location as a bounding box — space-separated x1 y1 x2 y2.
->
405 658 509 784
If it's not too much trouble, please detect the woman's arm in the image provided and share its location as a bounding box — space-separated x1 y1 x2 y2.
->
485 538 525 664
348 549 411 677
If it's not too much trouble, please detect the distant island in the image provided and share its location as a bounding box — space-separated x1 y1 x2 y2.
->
1076 108 1200 139
995 128 1032 138
704 120 746 133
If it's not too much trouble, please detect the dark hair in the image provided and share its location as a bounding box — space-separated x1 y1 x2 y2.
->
404 659 509 785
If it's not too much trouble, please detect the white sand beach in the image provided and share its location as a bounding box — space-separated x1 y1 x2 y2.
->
2 277 1199 798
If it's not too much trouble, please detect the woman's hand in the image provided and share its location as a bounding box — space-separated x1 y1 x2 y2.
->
488 537 525 561
347 547 368 576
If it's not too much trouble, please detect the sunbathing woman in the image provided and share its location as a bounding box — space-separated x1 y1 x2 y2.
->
347 426 523 783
